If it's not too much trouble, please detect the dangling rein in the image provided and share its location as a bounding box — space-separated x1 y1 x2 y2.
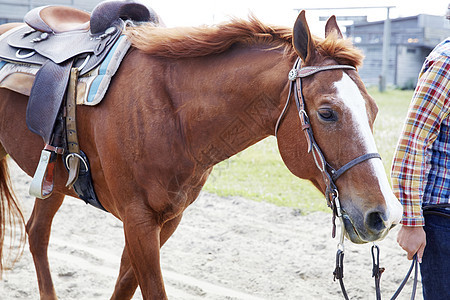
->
333 235 419 300
332 202 450 299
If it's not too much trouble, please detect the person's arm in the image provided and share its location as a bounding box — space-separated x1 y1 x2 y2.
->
391 53 450 261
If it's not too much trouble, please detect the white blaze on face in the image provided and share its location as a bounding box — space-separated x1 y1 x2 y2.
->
334 73 403 226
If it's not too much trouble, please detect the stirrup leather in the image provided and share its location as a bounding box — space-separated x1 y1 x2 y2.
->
65 67 81 188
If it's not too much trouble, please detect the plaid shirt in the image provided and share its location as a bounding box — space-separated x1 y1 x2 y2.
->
391 38 450 226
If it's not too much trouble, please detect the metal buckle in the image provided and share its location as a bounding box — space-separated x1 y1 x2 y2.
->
298 109 308 121
288 68 298 81
65 153 89 172
333 190 343 218
15 49 35 59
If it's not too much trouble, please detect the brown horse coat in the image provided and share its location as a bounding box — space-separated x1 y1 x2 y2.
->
0 12 402 299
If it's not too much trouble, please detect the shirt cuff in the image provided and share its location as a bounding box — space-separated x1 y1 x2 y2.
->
400 216 425 227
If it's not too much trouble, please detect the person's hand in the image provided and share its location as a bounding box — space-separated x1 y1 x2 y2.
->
397 225 426 263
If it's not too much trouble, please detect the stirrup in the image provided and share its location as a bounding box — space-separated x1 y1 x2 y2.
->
29 149 56 199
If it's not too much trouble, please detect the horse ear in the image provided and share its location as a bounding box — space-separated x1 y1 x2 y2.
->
292 10 316 64
325 15 343 39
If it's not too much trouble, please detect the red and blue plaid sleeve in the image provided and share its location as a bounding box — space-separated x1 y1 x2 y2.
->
391 41 450 226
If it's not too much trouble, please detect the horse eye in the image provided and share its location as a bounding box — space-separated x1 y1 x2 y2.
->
318 109 337 122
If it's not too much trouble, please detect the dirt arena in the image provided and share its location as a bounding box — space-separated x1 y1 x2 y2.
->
0 159 421 299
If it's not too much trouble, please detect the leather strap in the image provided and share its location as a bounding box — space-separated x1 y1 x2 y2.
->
44 143 64 155
335 246 418 300
65 67 81 188
390 255 418 300
333 249 348 299
331 153 382 181
371 245 385 300
295 65 356 79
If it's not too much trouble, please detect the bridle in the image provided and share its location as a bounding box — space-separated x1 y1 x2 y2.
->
275 57 419 300
274 57 381 237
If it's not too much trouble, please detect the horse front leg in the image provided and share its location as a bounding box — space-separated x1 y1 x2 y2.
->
26 193 64 300
111 214 183 300
122 203 171 300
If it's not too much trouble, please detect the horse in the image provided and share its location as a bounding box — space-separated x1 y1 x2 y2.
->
0 10 402 299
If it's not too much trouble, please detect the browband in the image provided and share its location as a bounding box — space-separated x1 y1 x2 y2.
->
289 65 356 81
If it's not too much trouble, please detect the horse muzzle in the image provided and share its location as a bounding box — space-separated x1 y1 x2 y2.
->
341 208 395 244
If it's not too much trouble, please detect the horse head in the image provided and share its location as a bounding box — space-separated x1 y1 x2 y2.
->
276 11 402 244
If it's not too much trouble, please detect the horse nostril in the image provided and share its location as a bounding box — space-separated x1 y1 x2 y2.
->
365 210 386 233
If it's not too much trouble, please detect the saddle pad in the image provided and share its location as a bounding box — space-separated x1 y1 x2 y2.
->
0 35 131 106
80 34 131 105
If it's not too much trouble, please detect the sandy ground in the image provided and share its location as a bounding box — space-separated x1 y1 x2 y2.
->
0 159 422 299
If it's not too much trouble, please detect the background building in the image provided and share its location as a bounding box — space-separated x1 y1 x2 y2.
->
346 14 450 89
1 2 449 89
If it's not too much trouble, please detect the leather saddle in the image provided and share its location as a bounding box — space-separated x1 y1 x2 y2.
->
0 0 159 74
0 0 159 204
26 0 158 34
0 0 159 144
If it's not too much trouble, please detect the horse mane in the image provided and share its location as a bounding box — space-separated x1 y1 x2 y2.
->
127 17 364 68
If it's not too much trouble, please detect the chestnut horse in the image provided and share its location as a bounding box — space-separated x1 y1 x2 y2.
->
0 11 402 299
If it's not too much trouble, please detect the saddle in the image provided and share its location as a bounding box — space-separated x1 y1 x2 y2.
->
0 0 159 208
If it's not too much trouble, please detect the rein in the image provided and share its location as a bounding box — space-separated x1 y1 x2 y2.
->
275 58 419 299
333 205 449 300
333 230 419 300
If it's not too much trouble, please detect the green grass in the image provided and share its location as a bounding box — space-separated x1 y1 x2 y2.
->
371 88 413 175
203 88 413 214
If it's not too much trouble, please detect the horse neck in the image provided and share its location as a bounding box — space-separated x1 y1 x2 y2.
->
171 46 292 167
